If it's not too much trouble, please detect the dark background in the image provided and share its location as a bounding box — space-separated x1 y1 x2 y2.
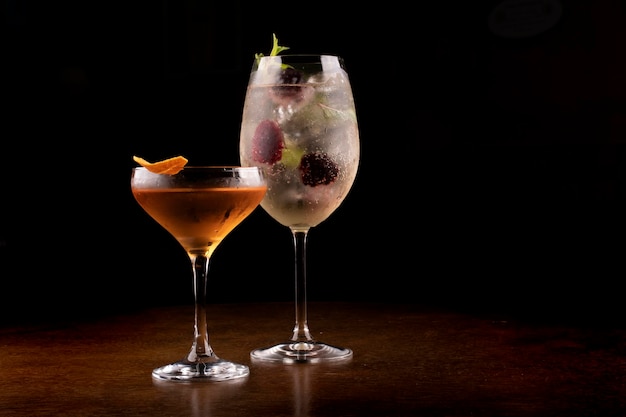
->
2 0 625 325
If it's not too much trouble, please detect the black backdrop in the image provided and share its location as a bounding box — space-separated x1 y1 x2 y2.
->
2 0 625 325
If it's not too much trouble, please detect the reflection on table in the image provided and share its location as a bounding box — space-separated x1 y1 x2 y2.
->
1 302 625 416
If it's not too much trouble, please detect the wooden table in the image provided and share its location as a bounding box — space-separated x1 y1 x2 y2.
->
1 302 625 416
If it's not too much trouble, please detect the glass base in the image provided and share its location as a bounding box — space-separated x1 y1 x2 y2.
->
152 358 249 382
250 341 353 364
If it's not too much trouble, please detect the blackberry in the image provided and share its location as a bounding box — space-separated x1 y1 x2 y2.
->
270 67 306 101
299 152 339 186
280 67 303 84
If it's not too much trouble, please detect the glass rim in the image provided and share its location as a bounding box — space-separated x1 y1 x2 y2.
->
132 166 262 171
257 53 340 58
255 54 343 63
131 165 266 186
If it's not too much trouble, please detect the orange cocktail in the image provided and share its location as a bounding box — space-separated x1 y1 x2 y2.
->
133 186 267 255
131 164 266 381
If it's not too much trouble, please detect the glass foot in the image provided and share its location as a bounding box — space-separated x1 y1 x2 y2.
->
152 358 249 382
250 341 353 364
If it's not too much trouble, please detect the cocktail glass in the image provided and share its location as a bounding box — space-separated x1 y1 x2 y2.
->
239 54 360 363
131 166 267 381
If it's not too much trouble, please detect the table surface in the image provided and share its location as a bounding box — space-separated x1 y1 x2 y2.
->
1 302 625 417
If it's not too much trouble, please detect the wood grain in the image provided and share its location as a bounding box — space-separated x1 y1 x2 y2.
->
1 302 625 416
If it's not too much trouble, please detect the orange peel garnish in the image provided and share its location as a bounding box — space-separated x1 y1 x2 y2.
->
133 155 188 175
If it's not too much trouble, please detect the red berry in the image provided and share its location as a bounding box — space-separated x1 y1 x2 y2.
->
251 119 284 164
299 152 339 186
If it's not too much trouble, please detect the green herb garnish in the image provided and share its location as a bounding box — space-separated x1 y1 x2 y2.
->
255 33 289 64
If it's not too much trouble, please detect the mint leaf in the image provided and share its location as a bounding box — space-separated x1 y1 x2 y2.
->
255 33 290 64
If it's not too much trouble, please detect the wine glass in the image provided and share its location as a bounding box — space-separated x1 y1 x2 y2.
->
131 166 267 381
239 54 360 363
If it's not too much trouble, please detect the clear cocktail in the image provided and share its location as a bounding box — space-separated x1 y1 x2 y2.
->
240 45 360 363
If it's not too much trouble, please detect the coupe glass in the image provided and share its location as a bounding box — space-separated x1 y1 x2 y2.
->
239 54 360 363
131 166 267 381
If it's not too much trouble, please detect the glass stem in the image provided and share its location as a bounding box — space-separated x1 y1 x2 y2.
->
186 253 216 363
291 229 314 342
